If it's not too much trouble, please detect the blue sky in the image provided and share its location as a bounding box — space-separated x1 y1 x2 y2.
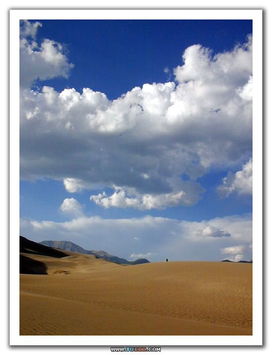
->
32 20 252 99
20 19 252 262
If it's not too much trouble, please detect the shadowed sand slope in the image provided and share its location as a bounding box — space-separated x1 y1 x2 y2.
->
20 255 252 336
20 236 69 274
20 236 68 258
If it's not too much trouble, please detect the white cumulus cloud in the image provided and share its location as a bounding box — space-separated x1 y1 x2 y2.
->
59 198 83 217
90 185 202 210
20 27 252 210
20 20 73 88
238 76 253 101
218 159 252 197
63 178 97 193
63 178 84 193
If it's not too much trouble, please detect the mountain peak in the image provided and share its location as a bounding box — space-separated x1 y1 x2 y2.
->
40 240 150 265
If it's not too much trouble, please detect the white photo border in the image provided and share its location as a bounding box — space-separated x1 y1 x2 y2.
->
9 8 263 347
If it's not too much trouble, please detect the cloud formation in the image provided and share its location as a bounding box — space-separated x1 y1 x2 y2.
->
20 20 73 88
20 213 252 262
59 198 83 217
20 23 252 210
63 178 96 193
20 20 42 39
221 245 246 262
200 225 231 238
218 158 252 197
90 184 202 210
129 252 153 260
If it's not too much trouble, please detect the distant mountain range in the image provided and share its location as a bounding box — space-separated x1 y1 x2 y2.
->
41 240 150 265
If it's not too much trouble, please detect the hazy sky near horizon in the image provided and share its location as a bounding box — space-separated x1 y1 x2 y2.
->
20 19 252 262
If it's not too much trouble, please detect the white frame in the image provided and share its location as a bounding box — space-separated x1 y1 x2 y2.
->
9 8 263 346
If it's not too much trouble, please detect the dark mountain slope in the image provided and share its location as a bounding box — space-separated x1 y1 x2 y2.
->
20 236 68 274
20 236 68 258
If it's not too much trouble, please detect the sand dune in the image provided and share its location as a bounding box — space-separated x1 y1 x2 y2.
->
20 251 252 335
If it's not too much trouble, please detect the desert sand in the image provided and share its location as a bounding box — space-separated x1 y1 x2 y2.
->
20 251 252 336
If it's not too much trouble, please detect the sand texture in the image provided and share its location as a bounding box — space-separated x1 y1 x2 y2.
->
20 252 252 335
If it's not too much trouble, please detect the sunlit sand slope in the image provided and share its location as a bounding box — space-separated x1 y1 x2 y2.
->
20 255 252 335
